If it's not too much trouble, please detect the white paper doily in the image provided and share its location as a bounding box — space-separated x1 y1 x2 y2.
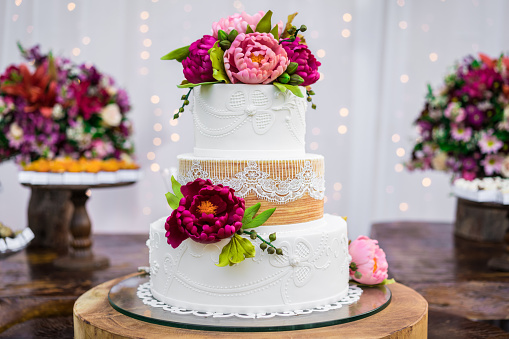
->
136 282 362 319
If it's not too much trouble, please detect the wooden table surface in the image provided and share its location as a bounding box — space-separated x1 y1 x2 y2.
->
0 223 508 338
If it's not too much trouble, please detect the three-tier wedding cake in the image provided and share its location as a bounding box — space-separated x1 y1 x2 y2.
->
147 9 351 314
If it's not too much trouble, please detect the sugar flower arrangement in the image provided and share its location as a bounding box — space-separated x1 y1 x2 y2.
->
162 10 321 119
165 177 281 267
348 235 393 286
407 53 509 181
0 43 136 168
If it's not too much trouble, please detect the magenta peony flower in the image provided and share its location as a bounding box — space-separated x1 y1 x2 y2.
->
165 178 245 248
281 37 321 86
349 236 388 285
182 35 217 84
224 32 289 84
211 11 283 40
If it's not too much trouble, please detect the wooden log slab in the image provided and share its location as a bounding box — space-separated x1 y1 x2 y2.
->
73 274 428 338
455 198 509 243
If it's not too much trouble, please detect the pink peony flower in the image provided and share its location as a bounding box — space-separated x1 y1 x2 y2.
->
462 170 477 181
182 35 217 84
478 131 503 154
349 236 389 285
444 102 466 123
224 32 289 84
281 37 322 86
165 178 245 248
481 154 503 176
211 11 283 39
451 124 472 142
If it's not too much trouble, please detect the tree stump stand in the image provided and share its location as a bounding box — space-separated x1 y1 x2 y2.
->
455 198 509 243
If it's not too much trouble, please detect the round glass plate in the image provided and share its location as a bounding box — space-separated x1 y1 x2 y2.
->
108 274 391 332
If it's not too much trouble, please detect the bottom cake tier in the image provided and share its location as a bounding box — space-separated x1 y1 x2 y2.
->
148 214 350 313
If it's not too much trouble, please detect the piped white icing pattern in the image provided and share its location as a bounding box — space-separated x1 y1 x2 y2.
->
192 84 307 158
177 154 324 203
148 215 350 314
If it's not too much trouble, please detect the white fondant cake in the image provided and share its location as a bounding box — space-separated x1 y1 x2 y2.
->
192 84 307 159
147 84 350 313
148 214 350 313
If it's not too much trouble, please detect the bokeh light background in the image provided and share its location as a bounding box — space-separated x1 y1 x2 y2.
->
1 0 509 239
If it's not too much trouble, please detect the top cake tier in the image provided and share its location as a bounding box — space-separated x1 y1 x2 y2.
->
191 84 307 159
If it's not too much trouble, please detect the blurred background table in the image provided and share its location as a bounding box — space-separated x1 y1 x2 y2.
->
1 222 508 338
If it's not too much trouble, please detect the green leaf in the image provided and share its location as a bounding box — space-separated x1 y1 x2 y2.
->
243 208 276 229
216 234 256 267
269 24 279 39
171 176 183 199
282 12 299 38
242 203 261 225
208 41 230 83
255 10 273 33
165 192 180 210
246 24 254 34
161 45 190 62
177 81 220 88
272 83 305 98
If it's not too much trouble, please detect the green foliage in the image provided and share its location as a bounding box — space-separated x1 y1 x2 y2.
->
165 175 183 209
246 24 254 34
241 202 276 229
255 10 273 33
161 45 190 62
216 234 256 267
177 80 220 88
208 41 230 83
270 24 279 39
273 82 305 98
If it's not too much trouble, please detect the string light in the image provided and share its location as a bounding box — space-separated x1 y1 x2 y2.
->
26 25 33 33
147 152 156 160
169 119 178 126
150 95 160 104
399 203 409 212
421 24 429 32
72 48 81 56
67 2 75 11
397 0 405 6
183 4 192 12
310 31 319 39
395 164 404 172
143 207 152 215
153 137 162 146
429 53 438 62
140 24 149 33
153 123 162 132
171 133 180 142
333 192 341 200
422 177 432 187
316 49 326 58
392 134 400 142
141 51 150 60
15 0 22 6
339 108 349 117
341 29 351 38
334 182 342 191
399 21 408 29
139 67 149 75
396 148 405 157
310 142 318 150
338 125 347 134
12 14 19 22
82 37 91 45
143 38 152 47
343 13 352 22
400 74 409 83
386 186 394 194
140 11 149 20
312 127 320 135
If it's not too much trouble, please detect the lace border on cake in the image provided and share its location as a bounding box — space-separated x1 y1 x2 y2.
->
178 159 325 204
136 282 362 319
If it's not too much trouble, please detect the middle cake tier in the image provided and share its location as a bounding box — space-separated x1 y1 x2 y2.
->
177 154 325 225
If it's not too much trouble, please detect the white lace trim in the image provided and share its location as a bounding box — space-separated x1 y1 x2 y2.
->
137 282 362 319
177 158 325 204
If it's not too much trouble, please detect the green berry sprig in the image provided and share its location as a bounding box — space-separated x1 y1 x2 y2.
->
349 262 362 279
238 229 283 256
279 24 307 44
306 89 317 110
217 29 239 51
174 88 193 119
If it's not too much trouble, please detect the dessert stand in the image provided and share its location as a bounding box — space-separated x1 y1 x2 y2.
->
73 272 428 338
21 171 140 270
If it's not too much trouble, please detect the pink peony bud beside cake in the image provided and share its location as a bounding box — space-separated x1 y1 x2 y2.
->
212 11 283 40
281 37 321 86
224 32 289 84
349 235 389 285
182 35 217 84
165 178 245 248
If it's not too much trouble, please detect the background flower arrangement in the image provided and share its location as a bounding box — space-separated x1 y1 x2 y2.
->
407 53 509 181
162 10 321 119
0 44 137 171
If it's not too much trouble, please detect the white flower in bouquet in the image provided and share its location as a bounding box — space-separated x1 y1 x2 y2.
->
9 123 23 140
52 104 64 120
501 157 509 178
431 151 448 171
66 118 92 148
100 103 122 127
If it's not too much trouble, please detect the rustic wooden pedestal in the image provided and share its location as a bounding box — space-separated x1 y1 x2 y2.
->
73 273 428 338
23 182 135 271
455 198 509 242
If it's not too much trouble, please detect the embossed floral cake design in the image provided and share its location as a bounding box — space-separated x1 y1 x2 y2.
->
162 10 320 119
164 176 282 266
